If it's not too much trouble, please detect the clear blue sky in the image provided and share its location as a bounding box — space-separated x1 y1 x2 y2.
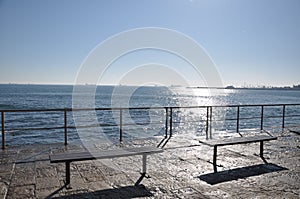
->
0 0 299 87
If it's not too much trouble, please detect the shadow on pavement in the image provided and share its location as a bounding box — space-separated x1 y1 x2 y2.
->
198 163 288 185
48 184 153 199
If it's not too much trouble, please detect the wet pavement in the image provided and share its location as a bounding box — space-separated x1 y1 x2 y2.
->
0 129 299 198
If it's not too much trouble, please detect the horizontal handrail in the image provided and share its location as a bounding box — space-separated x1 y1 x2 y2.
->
1 103 300 112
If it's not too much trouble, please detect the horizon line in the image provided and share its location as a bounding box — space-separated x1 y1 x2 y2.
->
0 82 299 89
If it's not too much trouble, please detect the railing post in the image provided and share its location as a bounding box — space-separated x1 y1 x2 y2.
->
236 106 240 133
165 107 168 138
64 109 68 145
282 105 286 129
1 111 5 150
119 109 123 143
209 106 212 139
169 108 173 137
206 106 209 140
261 105 264 130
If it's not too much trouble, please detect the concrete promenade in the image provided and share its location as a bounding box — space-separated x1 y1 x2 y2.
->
0 129 299 198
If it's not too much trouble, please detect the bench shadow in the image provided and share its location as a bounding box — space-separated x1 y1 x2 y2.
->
49 184 153 199
288 128 300 135
197 163 288 185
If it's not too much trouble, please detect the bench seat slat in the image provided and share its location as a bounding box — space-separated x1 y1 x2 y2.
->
50 146 163 163
199 135 277 147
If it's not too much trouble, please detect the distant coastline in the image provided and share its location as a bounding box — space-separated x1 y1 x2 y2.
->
187 84 300 91
224 84 300 91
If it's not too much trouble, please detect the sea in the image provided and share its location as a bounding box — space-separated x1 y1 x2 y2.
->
0 84 300 146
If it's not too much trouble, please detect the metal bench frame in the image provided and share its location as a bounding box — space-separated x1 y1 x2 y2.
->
199 135 277 172
50 146 163 188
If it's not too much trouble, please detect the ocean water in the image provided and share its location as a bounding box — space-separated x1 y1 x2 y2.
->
0 84 300 146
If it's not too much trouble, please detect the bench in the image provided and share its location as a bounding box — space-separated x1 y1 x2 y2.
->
49 146 163 188
199 135 277 172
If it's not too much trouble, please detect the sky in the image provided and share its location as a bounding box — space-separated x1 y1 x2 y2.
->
0 0 299 87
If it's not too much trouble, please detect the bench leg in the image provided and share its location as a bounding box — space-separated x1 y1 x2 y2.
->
213 146 217 173
260 141 264 158
66 162 71 189
142 154 147 174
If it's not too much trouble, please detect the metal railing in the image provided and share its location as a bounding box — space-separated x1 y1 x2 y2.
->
1 103 300 149
165 104 300 139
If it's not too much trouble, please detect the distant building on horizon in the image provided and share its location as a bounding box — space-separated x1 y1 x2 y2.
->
224 84 300 90
293 84 300 90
